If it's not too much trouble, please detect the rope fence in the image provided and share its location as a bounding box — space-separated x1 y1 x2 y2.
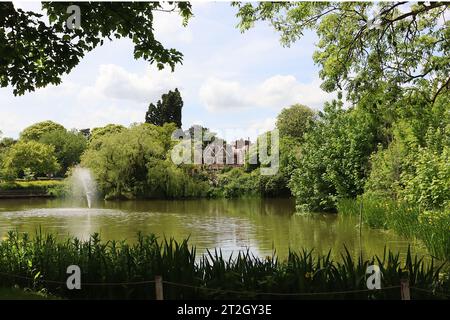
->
162 280 400 296
0 271 156 286
1 270 449 299
410 286 450 299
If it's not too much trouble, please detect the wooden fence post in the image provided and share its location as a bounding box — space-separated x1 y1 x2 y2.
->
155 275 164 300
400 278 410 300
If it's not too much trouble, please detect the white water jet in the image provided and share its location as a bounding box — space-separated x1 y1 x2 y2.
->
71 167 97 208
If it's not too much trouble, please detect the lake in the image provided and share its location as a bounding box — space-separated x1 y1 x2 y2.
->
0 197 427 260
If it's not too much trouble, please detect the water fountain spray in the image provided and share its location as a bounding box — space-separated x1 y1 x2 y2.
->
71 167 96 208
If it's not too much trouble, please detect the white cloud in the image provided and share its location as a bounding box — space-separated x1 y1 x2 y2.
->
64 104 144 131
199 78 248 110
0 63 183 138
0 110 24 138
154 19 193 44
12 1 42 12
35 81 80 98
79 64 180 103
201 117 277 143
248 117 277 134
153 6 193 44
199 75 336 112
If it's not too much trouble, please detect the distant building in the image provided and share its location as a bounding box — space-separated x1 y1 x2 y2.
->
231 138 251 165
202 138 251 169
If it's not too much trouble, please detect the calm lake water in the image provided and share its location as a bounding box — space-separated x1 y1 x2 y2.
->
0 197 427 260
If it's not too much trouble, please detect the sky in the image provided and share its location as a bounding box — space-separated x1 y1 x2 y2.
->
0 1 336 141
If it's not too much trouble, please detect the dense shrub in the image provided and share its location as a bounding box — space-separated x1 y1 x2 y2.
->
211 168 258 198
365 114 450 211
289 101 379 212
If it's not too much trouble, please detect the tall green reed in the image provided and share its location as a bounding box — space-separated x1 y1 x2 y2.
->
337 197 450 261
0 231 448 299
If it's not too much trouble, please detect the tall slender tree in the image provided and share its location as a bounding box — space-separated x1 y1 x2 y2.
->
145 89 183 128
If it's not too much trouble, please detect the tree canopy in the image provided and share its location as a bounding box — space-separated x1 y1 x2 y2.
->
1 140 60 178
276 104 316 142
0 2 193 95
39 128 87 175
234 2 450 212
1 122 87 178
20 120 65 141
234 2 449 104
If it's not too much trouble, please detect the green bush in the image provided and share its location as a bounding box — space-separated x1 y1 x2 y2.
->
402 146 450 210
212 168 259 198
289 101 379 212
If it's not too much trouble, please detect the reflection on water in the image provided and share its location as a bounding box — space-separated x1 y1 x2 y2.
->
0 197 427 260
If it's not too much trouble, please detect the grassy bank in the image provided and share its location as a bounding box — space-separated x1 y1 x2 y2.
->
0 180 65 197
337 197 450 261
0 231 448 300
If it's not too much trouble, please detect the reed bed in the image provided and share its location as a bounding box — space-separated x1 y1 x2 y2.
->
0 231 448 300
338 197 450 261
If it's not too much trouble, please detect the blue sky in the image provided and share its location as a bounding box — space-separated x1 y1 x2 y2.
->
0 2 335 140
